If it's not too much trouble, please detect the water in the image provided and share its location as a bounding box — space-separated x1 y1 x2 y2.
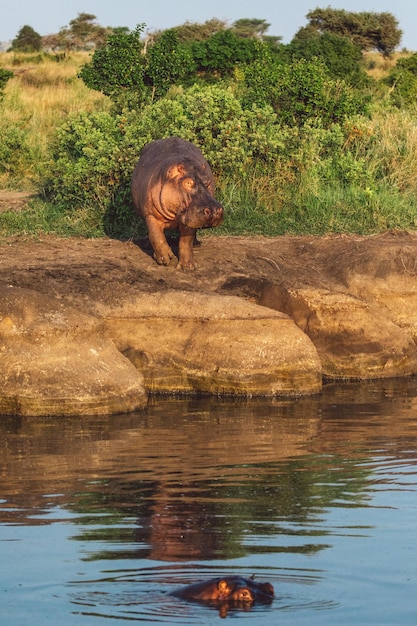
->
1 379 417 625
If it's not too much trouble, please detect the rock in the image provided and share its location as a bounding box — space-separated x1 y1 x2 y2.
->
0 285 147 416
102 291 322 396
1 231 417 416
260 284 417 379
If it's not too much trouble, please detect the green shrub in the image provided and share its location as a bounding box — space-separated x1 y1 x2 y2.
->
287 31 370 87
79 26 148 109
45 84 289 236
0 67 13 96
0 125 29 175
242 56 369 127
385 53 417 107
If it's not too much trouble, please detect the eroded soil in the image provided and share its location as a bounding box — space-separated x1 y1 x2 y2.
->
1 190 417 313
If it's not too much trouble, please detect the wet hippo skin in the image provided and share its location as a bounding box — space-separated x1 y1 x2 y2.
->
170 576 274 605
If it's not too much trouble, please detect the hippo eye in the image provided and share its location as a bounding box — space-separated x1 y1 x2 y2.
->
182 178 195 190
233 588 253 601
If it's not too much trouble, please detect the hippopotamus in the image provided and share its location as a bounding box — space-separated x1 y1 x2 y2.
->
170 576 274 606
131 137 224 271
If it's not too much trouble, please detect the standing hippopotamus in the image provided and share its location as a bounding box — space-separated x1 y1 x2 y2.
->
170 576 274 606
131 137 224 271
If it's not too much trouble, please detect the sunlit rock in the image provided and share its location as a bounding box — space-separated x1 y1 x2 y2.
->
0 286 147 416
260 285 417 379
101 291 322 396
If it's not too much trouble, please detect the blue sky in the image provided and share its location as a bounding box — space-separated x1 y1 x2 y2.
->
1 0 416 50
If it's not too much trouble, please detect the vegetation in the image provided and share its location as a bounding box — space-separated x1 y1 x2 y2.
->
11 25 42 52
302 8 402 56
0 9 417 240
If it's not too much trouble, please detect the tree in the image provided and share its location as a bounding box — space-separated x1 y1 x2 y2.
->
58 12 109 52
11 25 42 52
231 18 270 39
242 55 369 127
170 18 226 43
304 8 402 56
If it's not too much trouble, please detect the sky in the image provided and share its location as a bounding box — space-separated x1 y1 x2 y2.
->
1 0 416 51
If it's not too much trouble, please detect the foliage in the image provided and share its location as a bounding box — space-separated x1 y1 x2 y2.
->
170 18 226 43
0 66 13 96
287 31 369 87
190 30 263 77
11 25 42 52
385 53 417 106
80 26 195 108
79 26 147 109
144 30 195 99
304 8 402 56
242 55 369 127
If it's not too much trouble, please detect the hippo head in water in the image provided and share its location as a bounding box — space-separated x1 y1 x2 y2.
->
170 575 274 614
131 137 224 271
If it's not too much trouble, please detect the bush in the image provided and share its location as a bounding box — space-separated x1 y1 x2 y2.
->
0 67 13 96
242 56 370 127
287 31 369 87
0 125 29 176
385 53 417 107
79 26 148 109
45 84 288 236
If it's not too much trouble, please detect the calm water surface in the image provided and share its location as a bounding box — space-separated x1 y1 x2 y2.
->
1 379 417 625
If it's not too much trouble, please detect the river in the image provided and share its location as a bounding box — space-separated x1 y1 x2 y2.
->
1 378 416 624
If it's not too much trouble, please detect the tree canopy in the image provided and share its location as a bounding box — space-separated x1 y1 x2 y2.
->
11 25 42 52
303 8 402 56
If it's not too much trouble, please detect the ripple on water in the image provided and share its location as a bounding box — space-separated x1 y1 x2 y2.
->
68 564 337 623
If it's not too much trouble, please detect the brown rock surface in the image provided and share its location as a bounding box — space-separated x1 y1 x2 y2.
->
0 285 147 416
1 229 417 415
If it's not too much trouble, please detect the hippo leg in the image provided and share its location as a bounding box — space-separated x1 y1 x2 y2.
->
145 215 177 266
178 225 197 271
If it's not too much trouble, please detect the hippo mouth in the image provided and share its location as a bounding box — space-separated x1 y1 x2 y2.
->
180 205 224 229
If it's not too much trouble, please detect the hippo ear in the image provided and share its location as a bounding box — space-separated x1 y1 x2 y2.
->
167 163 186 179
217 580 230 594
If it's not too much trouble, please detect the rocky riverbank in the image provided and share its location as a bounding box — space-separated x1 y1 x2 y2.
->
1 231 417 415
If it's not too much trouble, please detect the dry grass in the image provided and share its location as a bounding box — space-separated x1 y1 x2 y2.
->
0 51 110 188
362 50 411 80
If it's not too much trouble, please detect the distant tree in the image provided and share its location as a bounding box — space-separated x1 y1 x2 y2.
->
11 25 42 52
58 12 109 52
170 18 226 43
304 8 402 56
231 18 270 39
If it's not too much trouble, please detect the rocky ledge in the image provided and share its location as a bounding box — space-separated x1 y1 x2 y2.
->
1 231 417 416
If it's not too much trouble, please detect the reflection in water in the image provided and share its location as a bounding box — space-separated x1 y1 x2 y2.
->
1 379 417 624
